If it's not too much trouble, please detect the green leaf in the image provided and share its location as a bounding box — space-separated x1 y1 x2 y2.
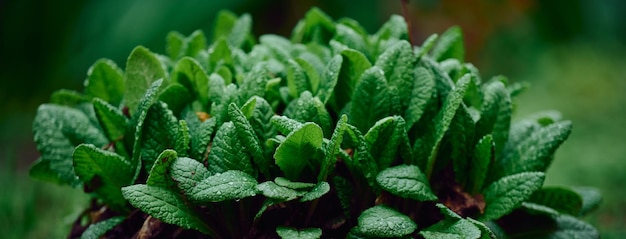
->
213 10 237 42
497 121 572 178
502 205 599 239
404 67 435 130
365 116 409 170
208 38 233 71
188 115 216 162
374 15 408 42
158 83 192 116
287 59 309 98
528 187 584 216
274 122 324 180
29 158 64 184
419 217 481 239
376 164 437 201
73 144 132 210
469 135 493 194
431 26 464 62
245 96 277 147
237 63 270 105
316 55 343 104
92 98 129 157
302 7 335 44
80 216 125 239
208 122 254 175
146 149 178 189
482 172 545 220
170 157 210 194
228 103 268 177
124 46 167 115
185 30 207 57
121 185 210 234
295 57 322 94
189 170 257 202
255 181 301 201
417 74 471 177
85 59 125 106
416 33 439 58
349 66 390 133
166 31 186 60
284 91 332 137
172 57 210 107
32 104 108 186
274 177 316 190
334 23 368 55
357 205 417 238
375 40 415 112
467 218 497 239
476 81 511 155
449 104 476 187
333 49 371 112
271 115 304 135
140 101 182 171
128 79 163 179
228 13 252 48
318 114 347 182
573 187 602 216
301 182 330 202
276 227 322 239
344 124 379 189
50 89 90 107
176 120 190 157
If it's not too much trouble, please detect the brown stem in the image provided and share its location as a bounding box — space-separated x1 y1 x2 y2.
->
401 0 416 46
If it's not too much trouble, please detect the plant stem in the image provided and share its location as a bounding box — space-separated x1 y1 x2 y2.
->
401 0 416 46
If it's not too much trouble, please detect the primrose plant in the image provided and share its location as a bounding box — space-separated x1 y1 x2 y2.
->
31 7 601 239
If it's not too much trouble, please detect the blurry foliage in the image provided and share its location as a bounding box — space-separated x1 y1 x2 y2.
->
0 0 624 238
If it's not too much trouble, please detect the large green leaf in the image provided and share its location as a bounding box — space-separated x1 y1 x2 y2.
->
318 114 347 182
374 40 415 113
496 121 572 179
349 66 390 133
166 31 187 60
32 104 108 186
482 172 545 220
431 26 464 62
376 164 437 201
476 80 511 155
228 103 268 178
528 187 584 216
283 91 332 137
316 55 343 104
237 63 270 105
80 216 125 239
227 13 252 48
255 181 301 201
276 227 322 239
170 157 211 195
469 135 494 194
84 59 125 106
92 98 129 157
146 149 178 189
121 185 211 234
73 144 133 210
127 79 163 179
332 49 371 112
172 57 210 106
207 122 254 175
123 46 167 115
357 205 417 238
189 170 257 203
140 101 184 171
404 67 435 130
419 218 481 239
365 116 411 170
274 122 324 180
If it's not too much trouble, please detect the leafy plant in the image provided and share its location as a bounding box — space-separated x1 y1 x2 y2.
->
30 7 601 239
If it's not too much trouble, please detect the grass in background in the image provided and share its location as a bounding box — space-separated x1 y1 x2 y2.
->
1 150 89 239
514 43 626 238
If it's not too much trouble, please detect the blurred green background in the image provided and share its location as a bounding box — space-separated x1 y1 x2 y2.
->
1 0 624 238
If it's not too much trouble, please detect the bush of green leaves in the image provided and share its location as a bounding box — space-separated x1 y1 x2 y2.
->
30 7 601 239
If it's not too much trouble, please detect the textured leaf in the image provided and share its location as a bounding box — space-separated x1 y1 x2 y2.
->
228 13 252 48
344 124 379 189
238 63 270 105
255 181 301 201
529 187 584 216
497 121 572 178
170 157 210 195
365 116 410 170
357 205 417 238
431 26 464 62
334 24 368 54
121 185 210 234
128 79 163 179
274 177 316 190
245 97 277 149
333 49 371 112
419 218 481 239
295 57 322 94
271 115 304 136
318 114 347 181
284 91 332 137
185 30 207 57
32 104 108 186
140 101 181 171
158 83 192 116
404 67 435 130
212 10 237 42
92 98 129 157
228 103 268 177
80 216 125 239
50 89 90 106
482 172 545 220
85 59 125 106
573 187 602 216
416 34 439 58
73 144 132 210
316 55 343 104
146 150 178 189
172 57 210 106
208 122 254 175
274 122 324 180
376 164 437 201
350 66 390 132
189 170 257 202
374 15 408 42
469 135 494 194
287 59 310 98
208 38 233 72
503 205 599 239
124 46 167 115
375 40 415 113
166 31 186 60
449 105 477 186
29 158 64 184
417 74 471 177
476 81 511 155
183 109 216 162
301 182 330 202
276 227 322 239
